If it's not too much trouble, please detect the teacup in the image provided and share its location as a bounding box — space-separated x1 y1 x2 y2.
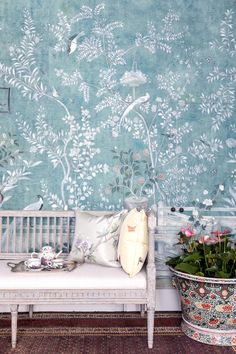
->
41 258 64 269
51 258 64 269
24 254 41 270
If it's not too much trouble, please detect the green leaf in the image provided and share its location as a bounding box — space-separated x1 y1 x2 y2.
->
182 252 202 263
195 272 205 277
205 266 218 272
175 262 199 274
215 271 231 278
166 256 181 266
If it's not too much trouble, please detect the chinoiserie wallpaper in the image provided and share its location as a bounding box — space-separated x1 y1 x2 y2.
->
0 0 235 211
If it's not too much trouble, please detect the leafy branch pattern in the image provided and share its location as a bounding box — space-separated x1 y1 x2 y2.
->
135 11 187 53
0 3 235 210
0 132 41 206
0 10 47 101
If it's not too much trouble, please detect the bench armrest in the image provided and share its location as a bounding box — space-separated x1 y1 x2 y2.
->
147 210 156 266
146 210 156 310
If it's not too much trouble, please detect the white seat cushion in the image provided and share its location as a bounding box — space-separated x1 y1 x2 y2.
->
0 260 146 290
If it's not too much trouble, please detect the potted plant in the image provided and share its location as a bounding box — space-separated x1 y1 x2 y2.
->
166 186 236 346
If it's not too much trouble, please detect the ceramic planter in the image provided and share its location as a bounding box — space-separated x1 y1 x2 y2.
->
170 267 236 346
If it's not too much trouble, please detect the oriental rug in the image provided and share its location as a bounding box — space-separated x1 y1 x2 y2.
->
0 312 234 354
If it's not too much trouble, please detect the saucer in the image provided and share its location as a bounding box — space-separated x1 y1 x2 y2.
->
26 267 42 272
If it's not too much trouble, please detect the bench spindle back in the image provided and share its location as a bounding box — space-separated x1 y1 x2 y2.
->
0 210 75 260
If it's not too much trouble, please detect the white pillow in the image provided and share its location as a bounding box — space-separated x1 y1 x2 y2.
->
68 210 128 267
117 208 148 277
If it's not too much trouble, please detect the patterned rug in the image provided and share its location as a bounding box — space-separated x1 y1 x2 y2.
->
0 312 234 354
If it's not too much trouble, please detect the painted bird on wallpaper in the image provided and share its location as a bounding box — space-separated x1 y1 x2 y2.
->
67 31 85 55
119 93 150 128
23 195 44 210
52 86 59 98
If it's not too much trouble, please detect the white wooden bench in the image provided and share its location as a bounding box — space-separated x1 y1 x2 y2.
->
0 209 156 349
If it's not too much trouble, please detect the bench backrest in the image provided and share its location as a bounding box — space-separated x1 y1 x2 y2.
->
0 210 75 259
0 210 124 260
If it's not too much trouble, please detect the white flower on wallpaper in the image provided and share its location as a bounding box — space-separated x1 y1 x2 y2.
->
16 106 108 209
55 69 90 103
0 3 235 209
135 11 187 53
76 36 103 62
0 7 110 209
200 85 235 132
97 68 117 97
200 10 236 132
50 3 191 206
55 69 82 86
48 4 101 53
209 9 236 57
188 134 223 162
198 9 236 208
0 9 47 102
0 131 42 206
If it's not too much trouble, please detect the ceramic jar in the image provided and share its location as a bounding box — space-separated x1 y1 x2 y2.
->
170 267 236 346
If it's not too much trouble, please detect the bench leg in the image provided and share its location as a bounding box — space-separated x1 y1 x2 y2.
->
10 304 19 349
140 304 146 317
147 308 154 349
29 305 33 318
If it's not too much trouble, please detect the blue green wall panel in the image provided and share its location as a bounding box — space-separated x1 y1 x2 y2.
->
0 0 235 210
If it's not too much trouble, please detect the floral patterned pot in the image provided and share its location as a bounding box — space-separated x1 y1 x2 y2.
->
170 267 236 346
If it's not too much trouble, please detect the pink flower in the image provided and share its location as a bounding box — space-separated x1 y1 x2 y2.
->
199 235 218 245
181 227 195 237
211 231 222 237
137 177 145 185
222 229 231 235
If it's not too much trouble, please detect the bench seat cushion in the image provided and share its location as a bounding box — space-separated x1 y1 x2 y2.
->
0 260 146 290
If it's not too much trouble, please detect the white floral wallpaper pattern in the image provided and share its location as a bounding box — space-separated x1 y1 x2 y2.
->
0 0 235 210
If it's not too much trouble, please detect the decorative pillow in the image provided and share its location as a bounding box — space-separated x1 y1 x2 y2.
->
68 210 128 267
117 208 148 277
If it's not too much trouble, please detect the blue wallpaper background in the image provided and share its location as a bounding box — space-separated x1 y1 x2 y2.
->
0 0 235 210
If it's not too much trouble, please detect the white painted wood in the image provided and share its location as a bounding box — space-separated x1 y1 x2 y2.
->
9 304 18 349
0 209 156 349
0 289 181 313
